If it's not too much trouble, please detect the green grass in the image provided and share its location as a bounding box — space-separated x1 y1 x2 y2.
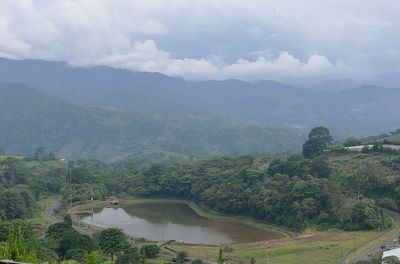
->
0 154 24 161
233 242 346 264
165 230 378 264
31 195 61 226
232 231 377 264
379 134 400 144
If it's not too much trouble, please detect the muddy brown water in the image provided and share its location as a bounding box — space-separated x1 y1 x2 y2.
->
81 202 283 244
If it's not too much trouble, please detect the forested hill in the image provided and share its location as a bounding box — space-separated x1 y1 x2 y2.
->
1 58 400 135
0 148 394 263
0 83 304 161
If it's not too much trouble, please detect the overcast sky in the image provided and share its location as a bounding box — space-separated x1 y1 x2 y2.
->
1 0 400 86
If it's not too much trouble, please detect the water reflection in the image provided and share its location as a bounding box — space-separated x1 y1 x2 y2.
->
81 202 281 244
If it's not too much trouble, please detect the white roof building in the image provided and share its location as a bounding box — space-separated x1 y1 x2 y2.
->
382 248 400 263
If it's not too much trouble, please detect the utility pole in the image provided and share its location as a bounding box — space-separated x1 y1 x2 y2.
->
265 253 268 264
69 167 72 208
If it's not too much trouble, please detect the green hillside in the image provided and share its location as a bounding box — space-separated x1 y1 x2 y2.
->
0 128 398 264
381 133 400 144
2 58 400 136
0 83 305 162
327 151 400 212
119 150 192 166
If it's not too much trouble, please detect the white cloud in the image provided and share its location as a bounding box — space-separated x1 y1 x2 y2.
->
0 0 400 84
96 40 347 82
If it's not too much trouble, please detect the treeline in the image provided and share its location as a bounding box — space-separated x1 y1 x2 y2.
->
0 157 38 220
126 155 390 230
0 83 305 162
122 127 390 230
344 128 400 147
0 218 159 263
0 187 35 220
1 154 390 230
0 127 394 231
0 147 58 220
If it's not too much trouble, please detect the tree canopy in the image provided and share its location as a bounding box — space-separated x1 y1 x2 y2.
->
303 126 333 159
98 228 128 260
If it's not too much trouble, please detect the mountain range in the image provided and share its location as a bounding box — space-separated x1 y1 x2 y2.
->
1 58 399 136
0 57 399 162
0 82 303 162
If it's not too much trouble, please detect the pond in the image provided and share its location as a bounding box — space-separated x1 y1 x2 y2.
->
81 202 283 244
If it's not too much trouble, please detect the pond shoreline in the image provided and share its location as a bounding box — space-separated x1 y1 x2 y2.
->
69 197 295 243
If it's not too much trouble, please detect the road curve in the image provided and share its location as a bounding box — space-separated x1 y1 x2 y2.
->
347 209 400 263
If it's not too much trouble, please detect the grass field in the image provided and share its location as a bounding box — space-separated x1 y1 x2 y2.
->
380 134 400 144
232 231 377 264
167 230 378 264
31 195 61 226
0 154 24 161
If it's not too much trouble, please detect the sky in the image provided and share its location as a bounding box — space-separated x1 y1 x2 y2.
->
1 0 400 86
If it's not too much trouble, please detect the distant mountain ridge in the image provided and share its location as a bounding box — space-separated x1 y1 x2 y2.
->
0 83 304 161
0 57 399 136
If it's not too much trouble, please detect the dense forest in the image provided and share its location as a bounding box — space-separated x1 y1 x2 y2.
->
1 128 398 228
126 155 390 230
2 128 400 263
0 83 304 162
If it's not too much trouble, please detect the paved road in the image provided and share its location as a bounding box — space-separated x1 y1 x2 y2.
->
354 209 400 262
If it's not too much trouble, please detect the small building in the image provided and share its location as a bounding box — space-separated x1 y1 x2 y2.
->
382 248 400 263
345 145 374 152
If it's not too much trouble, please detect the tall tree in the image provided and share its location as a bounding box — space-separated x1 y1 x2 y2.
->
98 228 128 261
302 126 332 159
308 127 333 142
141 244 160 258
117 247 145 264
86 251 111 264
0 189 27 220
